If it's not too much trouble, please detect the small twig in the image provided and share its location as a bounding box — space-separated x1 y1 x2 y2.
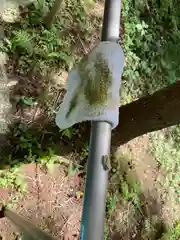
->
77 34 88 54
60 214 73 235
31 104 39 122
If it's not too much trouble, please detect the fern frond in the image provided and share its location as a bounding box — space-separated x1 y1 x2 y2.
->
11 30 33 53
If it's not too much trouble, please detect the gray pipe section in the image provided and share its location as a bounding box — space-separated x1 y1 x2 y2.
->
102 0 122 41
80 1 122 239
3 207 55 240
80 122 111 240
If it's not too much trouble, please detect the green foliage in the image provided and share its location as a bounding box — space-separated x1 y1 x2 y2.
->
1 0 92 76
67 162 79 177
122 0 180 222
20 96 37 106
0 1 179 238
0 0 95 169
40 148 58 173
141 215 167 240
4 25 71 74
121 0 180 103
0 166 27 192
59 127 77 140
13 123 41 155
120 181 141 210
10 30 33 54
106 191 118 216
161 222 180 240
81 142 89 158
39 147 83 175
150 129 180 203
104 220 109 240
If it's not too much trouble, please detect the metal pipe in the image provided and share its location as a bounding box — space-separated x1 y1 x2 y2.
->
2 207 55 240
101 0 122 41
80 122 111 240
80 1 122 239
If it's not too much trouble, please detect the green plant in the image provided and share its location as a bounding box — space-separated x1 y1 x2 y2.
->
81 142 89 158
39 147 56 173
39 147 82 175
10 30 33 54
13 123 41 154
106 191 118 216
120 181 141 210
150 129 180 203
161 222 180 240
59 127 77 140
20 96 38 106
141 215 167 240
121 0 180 222
1 0 92 76
67 162 79 177
104 220 109 240
1 0 179 237
121 0 180 105
0 166 27 192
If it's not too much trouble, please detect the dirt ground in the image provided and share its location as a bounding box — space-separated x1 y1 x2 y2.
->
0 164 84 239
118 135 180 226
0 135 179 239
112 135 180 239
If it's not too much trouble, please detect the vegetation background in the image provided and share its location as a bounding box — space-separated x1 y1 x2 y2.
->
0 0 179 239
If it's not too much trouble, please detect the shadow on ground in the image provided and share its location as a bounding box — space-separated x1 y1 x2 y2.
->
112 194 167 240
108 152 169 240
